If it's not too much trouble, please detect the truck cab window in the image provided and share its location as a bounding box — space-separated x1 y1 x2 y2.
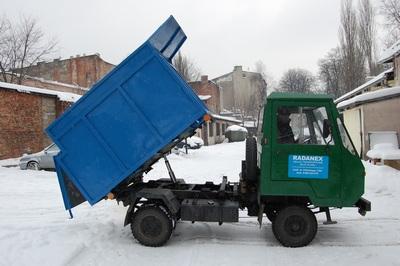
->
277 106 334 145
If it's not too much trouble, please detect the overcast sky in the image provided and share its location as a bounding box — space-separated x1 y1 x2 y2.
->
3 0 383 82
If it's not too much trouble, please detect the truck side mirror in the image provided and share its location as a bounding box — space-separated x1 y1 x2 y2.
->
322 119 331 138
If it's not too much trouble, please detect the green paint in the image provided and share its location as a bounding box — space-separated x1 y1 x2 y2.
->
258 92 364 207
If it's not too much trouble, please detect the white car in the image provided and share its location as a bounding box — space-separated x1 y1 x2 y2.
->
19 144 59 170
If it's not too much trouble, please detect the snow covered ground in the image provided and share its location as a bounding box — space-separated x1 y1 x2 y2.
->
1 141 400 266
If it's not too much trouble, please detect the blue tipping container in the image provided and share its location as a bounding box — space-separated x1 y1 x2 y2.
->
46 16 208 210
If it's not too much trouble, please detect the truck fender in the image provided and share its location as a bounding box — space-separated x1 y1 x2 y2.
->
123 188 180 226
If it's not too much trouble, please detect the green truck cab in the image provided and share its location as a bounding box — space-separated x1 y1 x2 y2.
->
241 92 370 246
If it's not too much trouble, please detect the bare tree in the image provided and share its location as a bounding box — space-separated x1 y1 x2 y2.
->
318 47 345 98
172 51 200 82
358 0 380 75
278 68 316 93
0 15 57 84
380 0 400 47
339 0 366 92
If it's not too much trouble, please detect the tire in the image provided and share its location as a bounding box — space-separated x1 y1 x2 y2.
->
27 161 40 171
245 137 258 183
131 206 173 247
272 205 317 247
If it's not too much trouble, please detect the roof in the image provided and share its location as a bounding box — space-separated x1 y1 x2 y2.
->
211 114 241 123
0 81 81 102
378 40 400 64
335 67 394 104
337 86 400 109
267 92 333 100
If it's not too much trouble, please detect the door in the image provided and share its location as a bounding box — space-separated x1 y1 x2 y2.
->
41 144 59 169
270 103 342 202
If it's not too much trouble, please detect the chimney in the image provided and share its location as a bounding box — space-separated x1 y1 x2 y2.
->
234 65 242 72
201 75 208 83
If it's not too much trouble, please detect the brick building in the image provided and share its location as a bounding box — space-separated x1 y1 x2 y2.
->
189 75 241 145
21 53 114 88
189 75 221 114
0 82 80 159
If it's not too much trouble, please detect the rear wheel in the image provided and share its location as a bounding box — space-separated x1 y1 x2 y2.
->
131 205 173 247
245 137 258 183
272 205 317 247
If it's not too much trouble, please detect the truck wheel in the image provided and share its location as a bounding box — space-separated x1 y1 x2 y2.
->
131 206 173 247
272 205 317 247
245 137 258 183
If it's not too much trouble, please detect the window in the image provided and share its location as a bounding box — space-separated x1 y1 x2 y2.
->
222 124 226 134
277 106 334 145
209 122 214 137
337 118 358 156
216 123 220 136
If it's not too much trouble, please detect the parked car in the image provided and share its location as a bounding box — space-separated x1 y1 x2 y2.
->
19 143 59 170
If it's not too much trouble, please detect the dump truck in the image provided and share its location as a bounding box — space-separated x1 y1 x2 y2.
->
46 16 370 248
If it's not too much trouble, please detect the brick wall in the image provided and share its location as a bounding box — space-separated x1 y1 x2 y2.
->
0 88 72 159
189 75 221 113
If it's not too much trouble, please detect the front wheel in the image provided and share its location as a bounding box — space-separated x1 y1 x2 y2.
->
27 161 40 170
272 205 317 247
131 206 173 247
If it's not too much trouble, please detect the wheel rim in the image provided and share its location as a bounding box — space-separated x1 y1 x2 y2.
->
284 215 307 237
140 215 162 237
27 162 39 170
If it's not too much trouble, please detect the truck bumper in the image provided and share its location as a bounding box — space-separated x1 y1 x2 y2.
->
355 197 371 216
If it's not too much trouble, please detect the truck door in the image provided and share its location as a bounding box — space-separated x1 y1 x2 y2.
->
270 104 342 202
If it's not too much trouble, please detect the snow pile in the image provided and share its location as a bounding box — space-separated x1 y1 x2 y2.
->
186 136 204 148
367 143 400 160
337 86 400 109
226 125 248 132
0 81 81 102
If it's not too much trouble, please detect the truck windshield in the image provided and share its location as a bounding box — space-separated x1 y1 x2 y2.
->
277 106 333 145
336 118 358 156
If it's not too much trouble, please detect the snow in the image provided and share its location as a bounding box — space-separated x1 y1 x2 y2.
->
367 143 400 160
378 39 400 64
336 86 400 109
185 136 204 147
369 131 399 150
1 142 400 265
198 95 211 101
212 114 242 123
335 68 393 104
226 125 248 132
0 81 82 102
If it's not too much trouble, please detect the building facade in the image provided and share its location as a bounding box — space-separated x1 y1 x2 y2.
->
21 54 114 88
0 82 80 159
213 65 266 116
336 40 400 158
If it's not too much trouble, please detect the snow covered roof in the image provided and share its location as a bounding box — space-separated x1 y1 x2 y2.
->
336 86 400 109
0 81 81 102
335 68 393 104
211 114 241 123
378 40 400 64
198 95 211 100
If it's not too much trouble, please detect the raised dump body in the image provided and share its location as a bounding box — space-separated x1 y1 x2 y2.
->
46 16 208 210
